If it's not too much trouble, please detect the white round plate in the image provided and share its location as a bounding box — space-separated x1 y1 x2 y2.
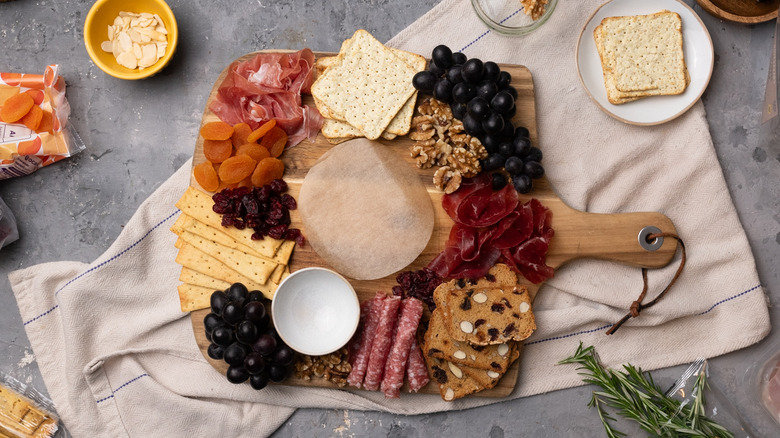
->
576 0 714 125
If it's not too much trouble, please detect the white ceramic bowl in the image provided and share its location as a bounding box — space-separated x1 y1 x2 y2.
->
271 267 360 356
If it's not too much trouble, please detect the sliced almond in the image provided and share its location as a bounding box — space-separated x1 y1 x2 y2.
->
118 32 132 52
139 44 157 67
487 370 500 379
444 388 455 401
116 51 138 69
156 42 167 58
453 350 466 360
460 320 474 334
519 302 530 313
472 292 488 304
448 362 463 379
100 41 113 52
497 343 509 357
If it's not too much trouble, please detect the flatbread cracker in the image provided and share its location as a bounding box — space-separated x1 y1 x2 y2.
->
311 29 417 140
178 283 213 312
171 213 292 265
180 267 230 290
175 243 276 298
176 230 276 285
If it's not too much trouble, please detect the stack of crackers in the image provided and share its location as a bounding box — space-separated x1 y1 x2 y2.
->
171 187 294 312
422 264 535 401
594 10 689 105
311 29 425 144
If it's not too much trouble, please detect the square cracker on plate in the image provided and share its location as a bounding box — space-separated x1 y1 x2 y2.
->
311 29 418 140
595 10 689 105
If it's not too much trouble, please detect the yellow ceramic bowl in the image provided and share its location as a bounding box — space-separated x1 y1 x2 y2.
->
84 0 178 80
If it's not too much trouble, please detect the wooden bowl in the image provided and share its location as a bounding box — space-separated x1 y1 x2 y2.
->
695 0 779 24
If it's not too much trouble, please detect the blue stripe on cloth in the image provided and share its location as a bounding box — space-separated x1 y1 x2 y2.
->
526 284 763 346
23 209 181 326
459 7 524 52
96 373 150 404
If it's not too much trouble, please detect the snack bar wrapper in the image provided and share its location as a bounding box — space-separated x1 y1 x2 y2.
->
0 65 84 179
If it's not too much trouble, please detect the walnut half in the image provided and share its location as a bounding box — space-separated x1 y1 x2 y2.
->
433 166 463 194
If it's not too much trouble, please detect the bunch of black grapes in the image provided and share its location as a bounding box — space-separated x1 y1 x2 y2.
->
412 44 545 193
204 283 295 390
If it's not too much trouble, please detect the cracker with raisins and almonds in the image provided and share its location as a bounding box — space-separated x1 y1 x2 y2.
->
424 308 516 373
433 263 536 346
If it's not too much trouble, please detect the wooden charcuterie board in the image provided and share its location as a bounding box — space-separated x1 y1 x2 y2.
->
189 51 678 397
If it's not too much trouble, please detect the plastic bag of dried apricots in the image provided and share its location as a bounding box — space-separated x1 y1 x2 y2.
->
0 65 85 179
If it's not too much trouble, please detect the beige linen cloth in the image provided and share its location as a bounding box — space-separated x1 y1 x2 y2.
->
9 1 770 436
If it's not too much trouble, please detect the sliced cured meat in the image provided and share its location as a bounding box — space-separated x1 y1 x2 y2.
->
208 49 323 147
347 299 371 367
346 292 386 388
529 198 553 236
363 295 401 391
503 235 555 284
442 173 518 228
491 203 533 249
429 196 554 283
381 298 424 398
406 337 430 392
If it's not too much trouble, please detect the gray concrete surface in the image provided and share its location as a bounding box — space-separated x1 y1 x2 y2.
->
0 0 778 437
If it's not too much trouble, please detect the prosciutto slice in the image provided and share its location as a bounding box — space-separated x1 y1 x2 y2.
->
208 49 323 147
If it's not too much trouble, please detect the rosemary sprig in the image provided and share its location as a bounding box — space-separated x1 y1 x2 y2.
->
558 343 734 438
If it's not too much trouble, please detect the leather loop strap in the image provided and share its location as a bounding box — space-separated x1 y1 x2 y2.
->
606 233 686 335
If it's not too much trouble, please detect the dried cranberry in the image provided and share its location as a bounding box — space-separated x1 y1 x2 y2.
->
280 194 297 210
269 179 288 193
393 268 443 312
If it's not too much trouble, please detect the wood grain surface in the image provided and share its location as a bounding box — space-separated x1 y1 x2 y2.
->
695 0 779 23
188 51 678 398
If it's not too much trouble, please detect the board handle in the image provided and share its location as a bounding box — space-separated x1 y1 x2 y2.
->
547 210 678 269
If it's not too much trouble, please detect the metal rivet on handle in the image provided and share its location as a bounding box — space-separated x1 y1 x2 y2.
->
638 226 663 251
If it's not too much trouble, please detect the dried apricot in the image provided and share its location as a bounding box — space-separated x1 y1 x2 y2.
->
200 121 234 141
236 143 270 162
193 161 220 192
24 89 45 105
203 139 233 163
37 111 53 133
20 105 43 131
246 119 276 143
219 154 258 184
0 92 34 123
251 157 285 187
231 122 252 148
260 126 288 158
237 176 253 188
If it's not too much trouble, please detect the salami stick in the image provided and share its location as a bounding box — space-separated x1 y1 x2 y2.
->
362 295 401 391
406 336 429 392
346 292 386 388
381 297 423 398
